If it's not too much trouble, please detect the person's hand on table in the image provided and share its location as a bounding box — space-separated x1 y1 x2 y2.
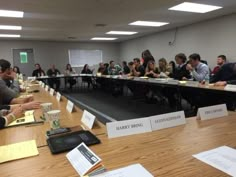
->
214 81 227 86
182 77 188 80
21 101 41 110
11 107 24 119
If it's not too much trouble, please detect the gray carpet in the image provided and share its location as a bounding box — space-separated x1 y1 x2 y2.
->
63 88 190 124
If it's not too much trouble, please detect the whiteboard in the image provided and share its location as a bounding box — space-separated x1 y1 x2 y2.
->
68 49 103 67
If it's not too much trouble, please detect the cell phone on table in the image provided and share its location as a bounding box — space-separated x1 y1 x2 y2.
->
46 128 71 137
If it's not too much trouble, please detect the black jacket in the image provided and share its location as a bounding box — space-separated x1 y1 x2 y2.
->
173 64 191 80
210 63 236 83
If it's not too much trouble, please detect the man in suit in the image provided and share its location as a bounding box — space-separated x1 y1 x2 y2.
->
173 53 191 80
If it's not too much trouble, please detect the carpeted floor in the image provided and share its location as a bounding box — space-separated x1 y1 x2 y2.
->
62 87 194 124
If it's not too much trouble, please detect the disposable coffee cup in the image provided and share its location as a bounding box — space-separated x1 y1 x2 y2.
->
40 103 53 121
47 110 61 130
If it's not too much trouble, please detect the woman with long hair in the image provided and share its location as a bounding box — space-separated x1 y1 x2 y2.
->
65 63 76 89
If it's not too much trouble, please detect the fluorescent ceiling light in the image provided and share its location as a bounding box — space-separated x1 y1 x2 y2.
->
91 37 117 41
0 10 24 18
129 21 169 27
0 34 21 38
0 25 22 30
106 31 137 35
169 2 222 13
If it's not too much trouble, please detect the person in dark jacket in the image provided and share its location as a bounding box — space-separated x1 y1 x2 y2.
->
81 64 93 88
173 53 191 80
210 62 236 86
32 63 45 77
122 61 130 75
141 50 155 69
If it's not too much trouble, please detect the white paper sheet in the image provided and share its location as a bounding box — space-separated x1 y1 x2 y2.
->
92 164 153 177
66 143 102 176
193 146 236 176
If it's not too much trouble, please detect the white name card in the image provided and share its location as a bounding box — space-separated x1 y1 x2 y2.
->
49 88 55 96
197 104 228 120
106 118 152 138
45 85 49 91
41 82 45 88
66 100 74 113
224 84 236 92
149 111 186 131
56 92 61 102
27 76 36 80
81 110 96 129
39 81 42 86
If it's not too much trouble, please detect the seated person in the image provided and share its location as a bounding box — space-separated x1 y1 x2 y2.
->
108 61 122 75
0 59 25 105
32 63 45 77
145 61 159 78
186 53 210 82
127 62 134 75
130 58 145 77
64 64 76 89
173 53 191 80
122 61 130 75
13 66 23 81
141 49 155 69
158 58 172 78
211 55 227 75
81 64 93 88
47 64 61 91
210 63 236 86
0 101 41 129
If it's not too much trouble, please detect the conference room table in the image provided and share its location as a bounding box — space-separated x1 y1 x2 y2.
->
37 74 236 111
35 73 236 94
1 82 236 177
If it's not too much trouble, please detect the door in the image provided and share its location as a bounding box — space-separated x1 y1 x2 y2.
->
12 48 35 77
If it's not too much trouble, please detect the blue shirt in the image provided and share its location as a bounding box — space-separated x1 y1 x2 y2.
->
191 62 210 82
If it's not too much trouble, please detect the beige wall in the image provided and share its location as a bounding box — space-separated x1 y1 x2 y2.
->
1 13 236 73
0 40 120 73
119 13 236 69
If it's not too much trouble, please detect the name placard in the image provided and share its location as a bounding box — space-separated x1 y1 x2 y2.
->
56 92 61 102
81 110 96 129
45 85 49 91
197 104 228 120
106 118 152 138
41 82 45 88
49 88 55 96
149 111 186 131
27 76 36 80
66 100 74 113
224 84 236 92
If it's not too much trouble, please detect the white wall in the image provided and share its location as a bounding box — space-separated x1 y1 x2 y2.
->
0 40 120 73
119 13 236 69
1 13 236 73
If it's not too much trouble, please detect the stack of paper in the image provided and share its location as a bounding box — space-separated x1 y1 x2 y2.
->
193 146 236 176
0 140 39 163
7 110 35 127
66 143 105 176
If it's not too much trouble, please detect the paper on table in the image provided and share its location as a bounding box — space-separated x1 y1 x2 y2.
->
7 110 35 127
66 142 102 176
193 146 236 176
0 140 39 163
92 164 153 177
